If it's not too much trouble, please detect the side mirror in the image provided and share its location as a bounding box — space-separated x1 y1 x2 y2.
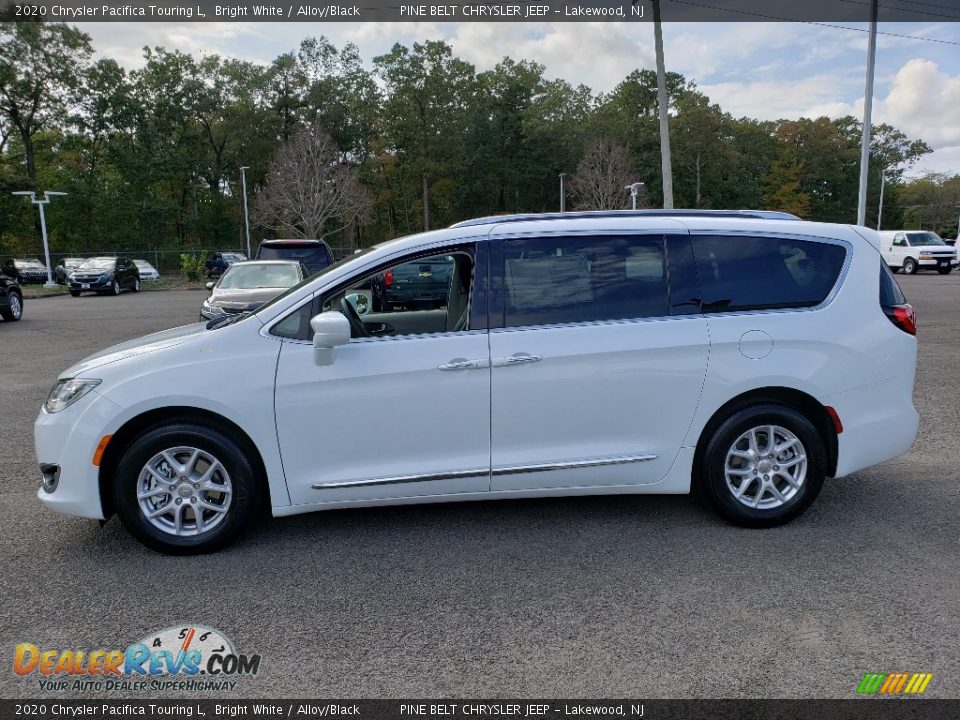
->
311 311 351 366
205 281 215 291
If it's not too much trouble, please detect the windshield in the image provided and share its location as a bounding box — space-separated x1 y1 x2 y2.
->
906 232 945 246
254 248 375 317
78 257 117 270
134 261 153 268
219 263 300 289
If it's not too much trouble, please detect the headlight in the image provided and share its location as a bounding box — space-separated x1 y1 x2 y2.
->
44 378 101 413
201 301 225 317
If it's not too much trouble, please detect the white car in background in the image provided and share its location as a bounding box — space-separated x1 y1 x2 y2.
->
34 211 919 554
878 230 957 275
133 260 160 282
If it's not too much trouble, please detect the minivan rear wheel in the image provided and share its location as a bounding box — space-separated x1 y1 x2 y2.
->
701 404 825 527
113 423 259 554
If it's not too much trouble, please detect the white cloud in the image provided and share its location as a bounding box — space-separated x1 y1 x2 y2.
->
79 21 960 174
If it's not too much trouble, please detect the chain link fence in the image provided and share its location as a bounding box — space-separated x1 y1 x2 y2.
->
4 247 356 279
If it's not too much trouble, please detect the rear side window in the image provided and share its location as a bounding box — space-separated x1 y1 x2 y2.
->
691 235 846 313
879 261 906 306
502 235 669 327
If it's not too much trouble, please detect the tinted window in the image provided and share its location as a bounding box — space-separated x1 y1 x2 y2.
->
258 245 331 272
502 236 668 327
691 235 846 313
879 262 906 307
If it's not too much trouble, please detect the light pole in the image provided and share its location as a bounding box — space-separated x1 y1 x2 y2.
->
877 169 887 230
625 182 645 211
11 191 66 288
856 0 879 225
652 0 674 209
239 166 251 258
559 173 566 213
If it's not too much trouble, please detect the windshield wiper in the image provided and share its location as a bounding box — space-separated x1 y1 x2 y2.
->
205 312 249 330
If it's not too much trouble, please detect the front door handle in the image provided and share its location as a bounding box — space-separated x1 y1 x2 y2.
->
438 358 488 371
492 353 543 368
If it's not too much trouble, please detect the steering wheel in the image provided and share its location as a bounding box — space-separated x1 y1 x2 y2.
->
340 297 369 338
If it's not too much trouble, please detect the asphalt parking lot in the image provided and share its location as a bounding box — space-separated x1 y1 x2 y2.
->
1 275 958 699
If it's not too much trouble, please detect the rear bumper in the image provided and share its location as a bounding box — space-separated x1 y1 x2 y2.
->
826 378 918 478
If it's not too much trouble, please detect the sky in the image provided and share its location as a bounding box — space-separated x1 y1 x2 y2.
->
81 20 960 177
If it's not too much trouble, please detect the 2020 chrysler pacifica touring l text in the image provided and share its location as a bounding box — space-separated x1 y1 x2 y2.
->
35 211 919 554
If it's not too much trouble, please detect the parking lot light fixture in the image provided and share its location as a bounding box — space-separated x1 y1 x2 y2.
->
625 182 645 211
11 191 67 288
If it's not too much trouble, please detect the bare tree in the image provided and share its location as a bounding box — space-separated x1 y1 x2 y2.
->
570 139 637 210
254 123 370 239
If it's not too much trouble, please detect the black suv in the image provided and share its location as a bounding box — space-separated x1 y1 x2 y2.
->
68 257 141 296
256 239 334 275
205 251 247 278
0 264 23 321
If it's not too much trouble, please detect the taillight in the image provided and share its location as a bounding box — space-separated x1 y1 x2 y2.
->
384 269 393 287
884 303 916 335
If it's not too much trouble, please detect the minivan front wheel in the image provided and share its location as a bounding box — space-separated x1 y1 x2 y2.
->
113 423 259 554
701 404 825 527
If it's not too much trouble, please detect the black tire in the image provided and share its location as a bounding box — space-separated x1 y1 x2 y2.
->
902 257 918 275
113 423 260 555
0 291 22 321
937 266 952 275
111 280 120 295
69 289 80 297
700 403 825 528
131 278 141 292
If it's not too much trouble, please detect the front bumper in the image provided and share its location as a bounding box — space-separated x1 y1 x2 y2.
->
917 256 957 268
34 390 124 520
18 273 47 284
69 277 113 291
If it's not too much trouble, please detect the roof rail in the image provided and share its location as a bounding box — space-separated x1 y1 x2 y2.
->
450 209 801 229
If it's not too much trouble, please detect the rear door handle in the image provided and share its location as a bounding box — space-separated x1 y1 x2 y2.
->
492 353 543 368
438 358 489 371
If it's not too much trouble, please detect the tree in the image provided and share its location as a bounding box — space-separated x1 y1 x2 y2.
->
570 139 636 210
374 41 477 231
254 123 370 239
0 22 93 186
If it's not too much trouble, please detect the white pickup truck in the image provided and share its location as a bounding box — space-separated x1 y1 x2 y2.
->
878 230 958 275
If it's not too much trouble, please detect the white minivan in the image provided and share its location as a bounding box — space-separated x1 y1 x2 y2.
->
878 230 957 275
35 211 920 554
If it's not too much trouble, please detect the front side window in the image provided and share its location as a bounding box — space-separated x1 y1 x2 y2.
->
691 235 846 313
893 234 907 247
270 247 474 341
502 235 669 328
322 249 474 339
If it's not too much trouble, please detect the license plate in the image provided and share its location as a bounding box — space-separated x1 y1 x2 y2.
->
81 283 90 289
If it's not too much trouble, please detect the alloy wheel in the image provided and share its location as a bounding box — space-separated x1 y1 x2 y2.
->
136 446 233 536
724 425 807 509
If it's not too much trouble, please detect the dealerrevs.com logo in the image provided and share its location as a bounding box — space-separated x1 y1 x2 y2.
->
13 625 261 692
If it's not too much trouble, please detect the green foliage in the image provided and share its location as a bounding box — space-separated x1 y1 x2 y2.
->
0 25 947 257
179 253 206 282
